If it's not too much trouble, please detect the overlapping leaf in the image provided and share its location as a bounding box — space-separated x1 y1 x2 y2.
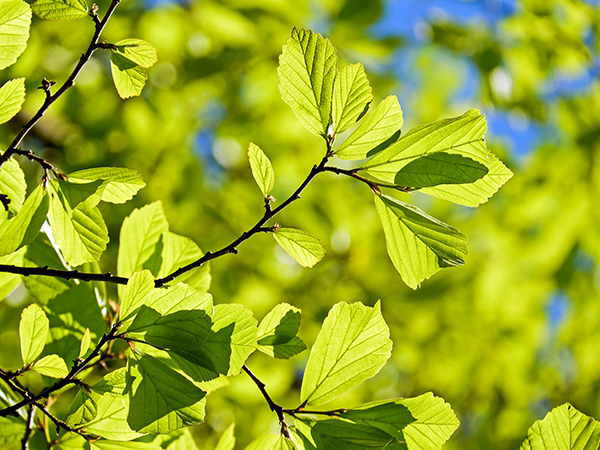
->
47 179 109 266
215 424 236 450
257 303 306 359
82 394 144 440
125 351 207 434
332 63 372 134
19 303 49 365
0 0 31 70
300 301 392 407
0 247 26 301
334 96 403 161
273 228 325 268
521 403 600 450
248 142 275 197
0 158 26 217
68 167 145 204
32 353 68 378
374 194 468 289
31 0 87 20
0 78 25 124
112 39 158 68
341 393 460 450
66 388 97 427
278 28 337 137
110 39 157 99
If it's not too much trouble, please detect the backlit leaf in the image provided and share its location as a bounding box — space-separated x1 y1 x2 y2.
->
521 403 600 450
91 441 161 450
32 353 68 378
119 270 155 326
126 351 207 434
91 367 127 397
273 228 325 268
334 96 403 161
0 158 26 217
111 53 147 99
300 301 392 407
278 27 337 137
257 303 306 359
112 39 158 68
374 194 468 289
68 167 146 204
82 394 144 440
79 327 91 358
248 142 275 197
19 302 49 365
0 416 26 448
31 0 88 20
0 0 31 70
215 424 235 450
0 247 26 301
332 63 372 134
66 388 97 427
0 78 25 124
341 392 460 450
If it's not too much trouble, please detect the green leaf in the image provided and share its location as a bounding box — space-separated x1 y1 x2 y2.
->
111 52 148 99
419 151 513 206
257 303 306 359
79 327 91 358
0 158 26 218
0 247 26 301
243 433 280 450
361 109 488 187
125 351 207 434
47 179 109 267
0 0 31 70
374 194 468 289
68 167 146 204
273 228 325 268
248 142 275 197
300 301 392 407
334 96 403 161
19 302 49 365
332 63 372 134
91 367 127 397
0 78 25 124
0 185 49 256
273 436 296 450
119 270 155 326
31 0 88 20
521 403 600 450
0 416 26 449
168 303 257 377
112 39 158 68
278 27 338 137
91 441 162 450
82 394 144 441
117 202 168 279
292 418 403 450
66 388 97 427
341 392 460 450
215 424 235 450
32 353 68 378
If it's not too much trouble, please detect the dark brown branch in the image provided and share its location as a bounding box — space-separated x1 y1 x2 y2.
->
12 148 61 177
243 365 290 438
0 324 120 418
322 166 413 193
20 405 35 450
0 0 122 169
0 265 129 285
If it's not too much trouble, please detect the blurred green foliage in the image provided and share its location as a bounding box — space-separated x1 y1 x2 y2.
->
1 0 599 449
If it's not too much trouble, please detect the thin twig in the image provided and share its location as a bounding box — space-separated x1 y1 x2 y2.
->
0 0 122 169
322 166 413 193
12 148 61 177
20 405 35 450
0 265 129 285
0 324 120 418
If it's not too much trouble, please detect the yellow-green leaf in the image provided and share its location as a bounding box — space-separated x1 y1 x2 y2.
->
332 63 372 134
19 303 49 365
32 354 68 378
0 0 31 70
273 228 325 268
248 142 275 197
31 0 88 21
0 78 25 124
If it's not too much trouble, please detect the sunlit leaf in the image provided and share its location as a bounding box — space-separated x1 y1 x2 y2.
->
215 424 235 450
248 142 275 197
374 194 468 289
32 353 68 378
119 270 155 326
47 179 109 266
0 158 26 217
341 392 460 450
19 303 49 365
300 301 392 407
257 303 306 359
112 39 158 68
521 403 600 450
66 388 97 427
79 327 91 358
334 96 403 161
110 53 148 99
0 78 25 124
244 433 280 450
0 185 49 256
126 351 207 434
0 416 25 448
91 367 127 397
0 0 31 70
0 247 26 301
68 167 146 204
31 0 88 20
278 27 337 137
82 394 144 441
90 441 162 450
273 228 325 268
332 63 372 134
